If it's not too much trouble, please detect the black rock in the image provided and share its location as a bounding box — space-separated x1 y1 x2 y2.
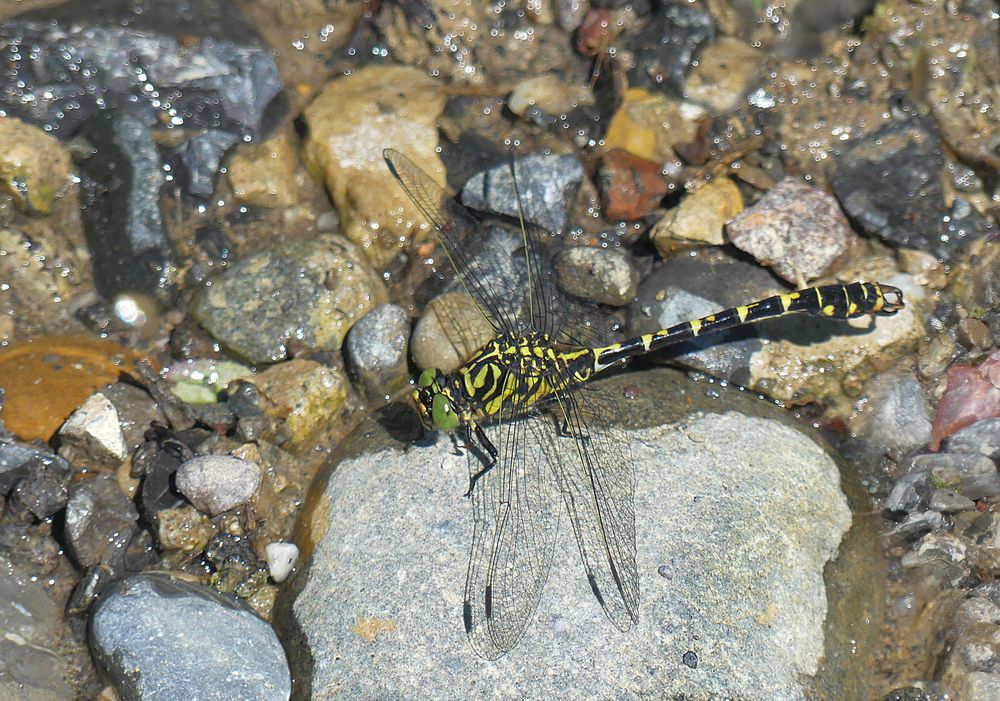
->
831 118 987 261
89 573 290 701
0 442 70 496
886 472 932 515
76 110 172 297
881 688 929 701
64 474 139 569
627 1 715 94
7 458 70 521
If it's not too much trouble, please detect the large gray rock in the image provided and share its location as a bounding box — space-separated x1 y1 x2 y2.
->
90 574 290 701
278 369 881 700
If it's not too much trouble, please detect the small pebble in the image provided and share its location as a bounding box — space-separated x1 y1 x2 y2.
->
554 247 640 307
265 542 299 583
890 510 944 541
157 506 217 552
599 149 671 221
345 303 411 401
411 291 495 374
900 532 967 569
175 455 262 516
461 153 584 234
928 489 976 513
507 74 594 120
58 393 127 471
886 472 932 515
650 177 743 253
958 318 993 351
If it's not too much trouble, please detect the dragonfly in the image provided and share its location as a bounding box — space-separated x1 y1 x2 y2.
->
384 148 905 660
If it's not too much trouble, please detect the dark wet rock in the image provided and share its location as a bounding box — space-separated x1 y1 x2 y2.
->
76 110 173 299
205 533 269 598
886 473 932 516
890 510 944 541
598 149 671 221
136 438 190 531
554 247 640 307
344 303 411 402
856 373 932 457
944 418 1000 460
0 441 70 495
89 573 290 701
831 119 987 261
726 177 854 285
279 369 881 699
64 473 139 569
627 1 715 94
57 392 127 472
958 318 993 351
5 455 70 521
881 688 930 701
461 153 584 234
176 455 261 516
0 0 282 295
911 453 1000 500
410 291 496 374
929 489 976 513
101 383 168 455
683 37 764 114
650 177 743 253
0 556 75 699
192 234 387 364
265 541 298 584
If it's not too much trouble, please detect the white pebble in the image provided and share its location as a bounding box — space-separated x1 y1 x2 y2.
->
266 542 299 583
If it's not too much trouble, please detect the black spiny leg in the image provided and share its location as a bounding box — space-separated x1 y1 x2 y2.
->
465 423 498 498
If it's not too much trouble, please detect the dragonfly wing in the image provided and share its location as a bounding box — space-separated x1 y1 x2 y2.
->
543 381 639 630
464 402 561 659
384 148 517 335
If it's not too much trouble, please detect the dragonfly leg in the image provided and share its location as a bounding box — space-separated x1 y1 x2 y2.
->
465 424 498 498
558 418 590 445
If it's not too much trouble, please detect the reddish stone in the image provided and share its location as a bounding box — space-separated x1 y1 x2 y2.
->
576 9 611 57
599 149 670 221
930 350 1000 450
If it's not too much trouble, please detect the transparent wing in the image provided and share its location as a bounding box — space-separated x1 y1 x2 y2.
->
544 379 639 630
463 377 561 659
384 148 517 335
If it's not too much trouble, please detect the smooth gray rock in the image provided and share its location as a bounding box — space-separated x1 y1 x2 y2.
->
64 473 139 569
861 374 932 456
345 303 411 402
176 455 261 516
911 453 1000 500
90 573 290 701
285 409 856 700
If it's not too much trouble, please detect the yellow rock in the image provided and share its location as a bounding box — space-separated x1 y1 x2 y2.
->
227 128 301 208
303 66 447 269
603 88 704 162
651 177 744 254
254 358 351 452
0 116 74 216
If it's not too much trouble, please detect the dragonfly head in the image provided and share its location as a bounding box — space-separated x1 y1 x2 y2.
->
413 368 460 433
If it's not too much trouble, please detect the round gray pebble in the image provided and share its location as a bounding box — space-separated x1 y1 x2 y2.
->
89 573 290 701
344 303 411 401
554 246 639 306
176 455 262 516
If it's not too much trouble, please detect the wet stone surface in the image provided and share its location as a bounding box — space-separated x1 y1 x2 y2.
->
90 573 291 701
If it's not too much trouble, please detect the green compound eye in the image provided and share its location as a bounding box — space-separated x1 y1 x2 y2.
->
432 393 459 431
418 368 436 388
